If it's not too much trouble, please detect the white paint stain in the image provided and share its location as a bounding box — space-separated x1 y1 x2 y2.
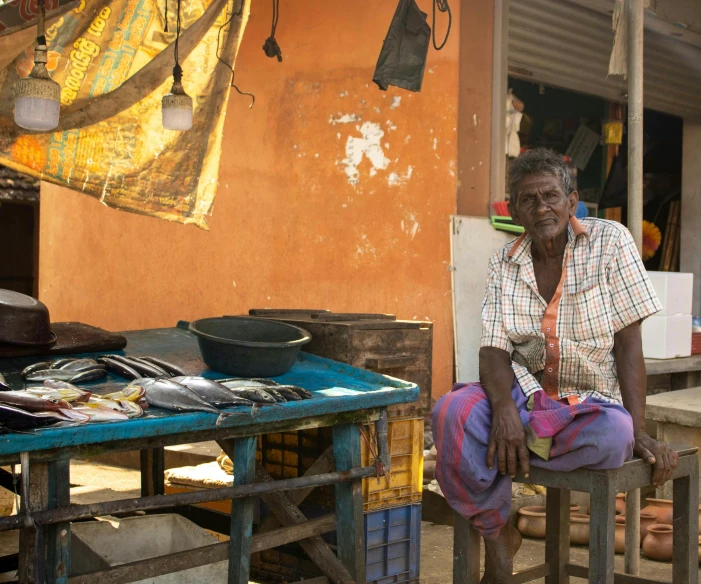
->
404 135 411 144
329 113 360 125
315 153 319 158
384 142 390 149
354 234 377 259
232 281 237 287
473 114 478 127
387 166 413 187
342 122 390 186
385 120 398 131
428 67 435 74
374 107 381 114
340 90 349 97
390 96 401 110
433 138 438 150
400 212 421 240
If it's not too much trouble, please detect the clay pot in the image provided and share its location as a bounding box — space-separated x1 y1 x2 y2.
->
639 510 658 544
569 513 590 546
517 506 546 539
423 460 436 484
586 494 624 516
644 499 674 525
642 524 674 562
615 515 626 554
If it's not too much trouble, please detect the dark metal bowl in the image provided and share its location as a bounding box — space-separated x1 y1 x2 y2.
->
0 289 56 346
188 316 311 377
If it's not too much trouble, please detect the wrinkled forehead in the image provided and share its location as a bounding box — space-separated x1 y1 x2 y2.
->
513 172 566 199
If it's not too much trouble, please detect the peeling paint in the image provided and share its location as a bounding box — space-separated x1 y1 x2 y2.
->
433 138 438 150
404 135 411 144
387 166 413 187
329 113 360 125
473 114 478 127
374 107 381 114
385 120 398 131
340 90 349 97
400 212 421 240
341 122 390 185
390 96 401 110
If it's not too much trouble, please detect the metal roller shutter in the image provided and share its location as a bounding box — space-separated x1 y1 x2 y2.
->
508 0 701 120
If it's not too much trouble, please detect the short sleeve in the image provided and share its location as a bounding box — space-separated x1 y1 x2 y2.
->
481 255 513 352
607 228 662 332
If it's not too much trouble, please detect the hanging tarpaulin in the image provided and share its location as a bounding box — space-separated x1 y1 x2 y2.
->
0 0 249 229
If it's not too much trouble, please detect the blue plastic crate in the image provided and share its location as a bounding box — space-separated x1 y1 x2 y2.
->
365 504 421 584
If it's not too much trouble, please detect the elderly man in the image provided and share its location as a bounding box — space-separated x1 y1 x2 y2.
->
432 148 678 583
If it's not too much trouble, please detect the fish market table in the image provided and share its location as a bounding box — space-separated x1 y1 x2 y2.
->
0 326 419 584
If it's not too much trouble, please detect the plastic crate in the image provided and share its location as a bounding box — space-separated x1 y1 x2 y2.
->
259 417 424 512
366 504 421 584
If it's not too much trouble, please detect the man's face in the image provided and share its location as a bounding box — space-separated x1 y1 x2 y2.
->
508 172 578 243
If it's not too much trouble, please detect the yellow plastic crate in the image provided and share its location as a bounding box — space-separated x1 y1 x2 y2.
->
361 417 424 511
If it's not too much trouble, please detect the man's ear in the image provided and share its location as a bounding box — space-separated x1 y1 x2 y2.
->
507 199 522 226
567 190 580 217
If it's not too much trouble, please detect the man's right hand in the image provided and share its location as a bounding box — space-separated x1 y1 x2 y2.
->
486 401 530 479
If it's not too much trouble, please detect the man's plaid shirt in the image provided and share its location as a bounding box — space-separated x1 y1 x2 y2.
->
481 217 662 404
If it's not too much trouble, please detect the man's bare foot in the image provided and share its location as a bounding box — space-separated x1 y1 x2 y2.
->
480 525 522 583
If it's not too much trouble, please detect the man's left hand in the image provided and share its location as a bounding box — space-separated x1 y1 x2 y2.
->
634 431 679 487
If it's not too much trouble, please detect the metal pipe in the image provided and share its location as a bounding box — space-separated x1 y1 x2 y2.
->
627 0 644 254
0 465 377 531
375 409 391 473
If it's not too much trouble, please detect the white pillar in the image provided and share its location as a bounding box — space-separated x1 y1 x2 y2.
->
681 122 701 315
627 0 644 255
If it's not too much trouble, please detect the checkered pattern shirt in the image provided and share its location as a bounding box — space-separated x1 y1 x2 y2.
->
481 217 662 404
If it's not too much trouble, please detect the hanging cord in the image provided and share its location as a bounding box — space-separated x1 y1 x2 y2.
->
163 0 169 33
432 0 452 51
37 0 47 45
262 0 282 62
216 0 255 107
357 424 388 483
173 0 182 76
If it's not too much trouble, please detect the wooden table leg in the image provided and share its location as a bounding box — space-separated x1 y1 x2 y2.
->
545 487 570 584
588 473 615 584
226 437 256 584
332 424 366 583
453 512 480 584
140 448 164 497
46 460 71 584
672 456 699 584
18 458 49 584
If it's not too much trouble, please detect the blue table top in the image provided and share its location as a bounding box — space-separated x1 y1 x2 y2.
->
0 327 419 456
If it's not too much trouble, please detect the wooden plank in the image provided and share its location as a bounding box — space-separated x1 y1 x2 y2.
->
545 487 569 584
224 437 257 584
332 424 366 584
67 515 338 584
254 465 355 584
624 489 640 575
513 564 550 584
46 459 70 584
566 564 670 584
18 457 49 584
645 355 701 376
139 448 164 497
589 473 615 584
452 513 480 584
672 464 699 584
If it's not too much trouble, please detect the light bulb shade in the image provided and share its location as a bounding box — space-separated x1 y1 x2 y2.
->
13 47 61 132
162 81 193 131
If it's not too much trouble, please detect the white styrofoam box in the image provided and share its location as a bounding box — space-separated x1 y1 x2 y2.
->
642 314 692 359
646 271 693 316
71 514 227 583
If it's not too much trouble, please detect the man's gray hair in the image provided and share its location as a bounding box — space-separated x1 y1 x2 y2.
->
508 148 573 201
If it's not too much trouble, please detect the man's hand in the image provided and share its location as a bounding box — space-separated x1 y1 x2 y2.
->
486 402 530 479
634 430 679 487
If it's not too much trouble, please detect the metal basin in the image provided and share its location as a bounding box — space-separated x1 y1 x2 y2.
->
0 289 56 346
188 317 311 377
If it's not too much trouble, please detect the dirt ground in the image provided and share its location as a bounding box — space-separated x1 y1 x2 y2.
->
0 461 697 583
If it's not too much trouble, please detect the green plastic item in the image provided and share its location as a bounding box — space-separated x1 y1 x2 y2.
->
491 215 524 235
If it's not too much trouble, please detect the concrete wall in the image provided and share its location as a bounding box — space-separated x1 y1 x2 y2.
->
681 122 701 315
38 0 496 398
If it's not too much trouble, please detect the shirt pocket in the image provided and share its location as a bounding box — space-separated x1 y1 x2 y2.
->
563 278 613 341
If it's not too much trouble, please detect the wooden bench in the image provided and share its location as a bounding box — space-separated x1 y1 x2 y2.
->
453 445 699 584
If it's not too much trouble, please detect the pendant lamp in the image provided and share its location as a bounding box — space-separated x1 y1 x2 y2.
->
14 0 61 131
162 0 193 131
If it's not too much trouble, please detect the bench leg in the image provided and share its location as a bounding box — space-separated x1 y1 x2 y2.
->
545 487 570 584
453 512 480 584
589 474 615 584
672 454 699 584
624 488 640 575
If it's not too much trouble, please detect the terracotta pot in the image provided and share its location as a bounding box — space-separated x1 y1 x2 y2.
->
517 506 546 539
615 515 626 554
639 510 658 544
644 499 673 525
569 513 590 546
642 524 674 562
423 460 436 484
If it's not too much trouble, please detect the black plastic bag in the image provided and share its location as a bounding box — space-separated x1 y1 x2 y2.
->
373 0 431 92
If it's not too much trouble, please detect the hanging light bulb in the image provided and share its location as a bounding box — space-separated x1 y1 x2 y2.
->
162 0 193 131
14 0 60 132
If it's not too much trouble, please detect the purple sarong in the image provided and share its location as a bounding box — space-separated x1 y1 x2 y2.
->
432 381 634 539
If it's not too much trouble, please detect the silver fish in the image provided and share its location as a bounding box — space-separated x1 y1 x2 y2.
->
225 387 279 405
21 362 52 377
50 358 79 369
69 369 107 383
281 385 313 400
139 356 186 376
59 359 103 372
274 386 303 401
170 376 254 407
260 387 287 402
136 378 236 423
104 355 169 378
218 377 280 387
220 379 272 390
26 370 82 382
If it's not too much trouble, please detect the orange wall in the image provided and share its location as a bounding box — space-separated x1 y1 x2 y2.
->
39 0 494 398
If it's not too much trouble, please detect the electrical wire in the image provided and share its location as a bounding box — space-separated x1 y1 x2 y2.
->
432 0 452 51
216 0 255 107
